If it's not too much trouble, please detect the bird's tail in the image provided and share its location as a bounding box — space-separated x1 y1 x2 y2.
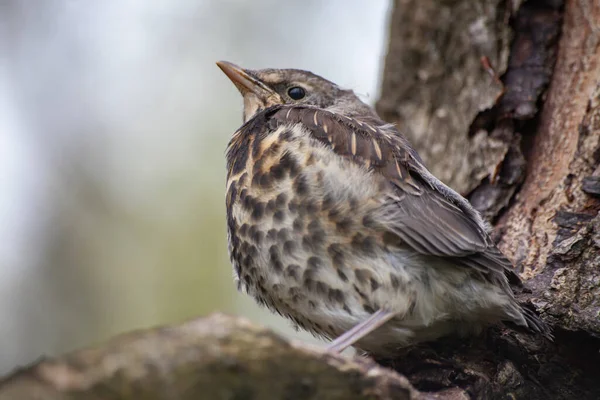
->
506 305 553 340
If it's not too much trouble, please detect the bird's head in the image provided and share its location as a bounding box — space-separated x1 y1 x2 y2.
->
217 61 377 123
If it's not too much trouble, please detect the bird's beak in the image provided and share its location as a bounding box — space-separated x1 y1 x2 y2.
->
216 61 277 99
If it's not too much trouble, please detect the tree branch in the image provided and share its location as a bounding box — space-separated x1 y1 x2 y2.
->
0 314 435 400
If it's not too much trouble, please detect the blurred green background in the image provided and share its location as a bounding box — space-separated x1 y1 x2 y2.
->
0 0 391 375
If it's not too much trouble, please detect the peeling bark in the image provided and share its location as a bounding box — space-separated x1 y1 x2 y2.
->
377 0 600 398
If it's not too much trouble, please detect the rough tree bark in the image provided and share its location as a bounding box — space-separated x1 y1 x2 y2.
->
0 314 429 400
1 1 598 399
376 0 600 398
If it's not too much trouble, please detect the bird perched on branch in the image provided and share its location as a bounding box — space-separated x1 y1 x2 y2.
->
217 61 549 355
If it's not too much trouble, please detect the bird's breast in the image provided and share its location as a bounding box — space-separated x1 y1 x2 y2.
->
225 123 420 335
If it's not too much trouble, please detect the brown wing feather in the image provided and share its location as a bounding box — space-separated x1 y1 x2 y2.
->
268 105 516 282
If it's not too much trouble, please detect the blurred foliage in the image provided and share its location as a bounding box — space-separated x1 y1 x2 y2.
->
0 0 390 375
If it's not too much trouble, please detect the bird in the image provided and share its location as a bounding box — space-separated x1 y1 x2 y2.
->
216 60 549 356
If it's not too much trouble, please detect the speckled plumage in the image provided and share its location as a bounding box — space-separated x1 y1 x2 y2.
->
218 62 549 355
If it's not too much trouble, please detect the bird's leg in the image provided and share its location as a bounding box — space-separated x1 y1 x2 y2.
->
327 309 396 353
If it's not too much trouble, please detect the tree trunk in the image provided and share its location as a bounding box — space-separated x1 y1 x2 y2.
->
376 0 600 398
1 1 598 399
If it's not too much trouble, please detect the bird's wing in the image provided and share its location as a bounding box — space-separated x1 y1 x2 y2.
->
268 105 515 282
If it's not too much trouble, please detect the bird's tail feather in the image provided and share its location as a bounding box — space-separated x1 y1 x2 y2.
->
505 305 553 340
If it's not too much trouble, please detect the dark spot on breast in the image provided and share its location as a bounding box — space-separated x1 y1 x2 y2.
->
362 236 378 255
363 305 375 314
303 277 315 292
242 255 254 271
277 228 290 241
336 218 353 234
279 129 294 142
310 229 326 244
272 260 283 274
353 284 368 301
293 174 309 196
286 264 301 281
293 217 304 232
269 245 280 262
239 224 249 237
273 210 285 222
303 267 317 281
327 243 343 258
250 229 264 245
420 271 431 290
370 278 380 292
362 214 377 229
304 201 319 214
267 228 278 241
251 202 265 220
337 269 348 282
302 236 317 252
275 193 287 207
315 281 328 297
328 208 341 221
230 246 239 265
354 269 371 285
288 200 298 213
343 305 353 315
265 199 276 213
351 233 377 255
242 194 255 210
328 288 345 304
257 282 267 294
280 152 300 177
308 300 317 310
298 199 319 215
247 244 258 258
242 274 252 286
247 225 257 239
270 163 286 181
283 240 297 255
307 256 323 269
348 197 358 209
390 273 402 290
321 194 334 210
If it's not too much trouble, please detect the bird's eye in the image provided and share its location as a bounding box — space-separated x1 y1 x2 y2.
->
287 86 306 100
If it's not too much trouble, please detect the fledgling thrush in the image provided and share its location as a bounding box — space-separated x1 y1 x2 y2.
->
217 61 549 355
